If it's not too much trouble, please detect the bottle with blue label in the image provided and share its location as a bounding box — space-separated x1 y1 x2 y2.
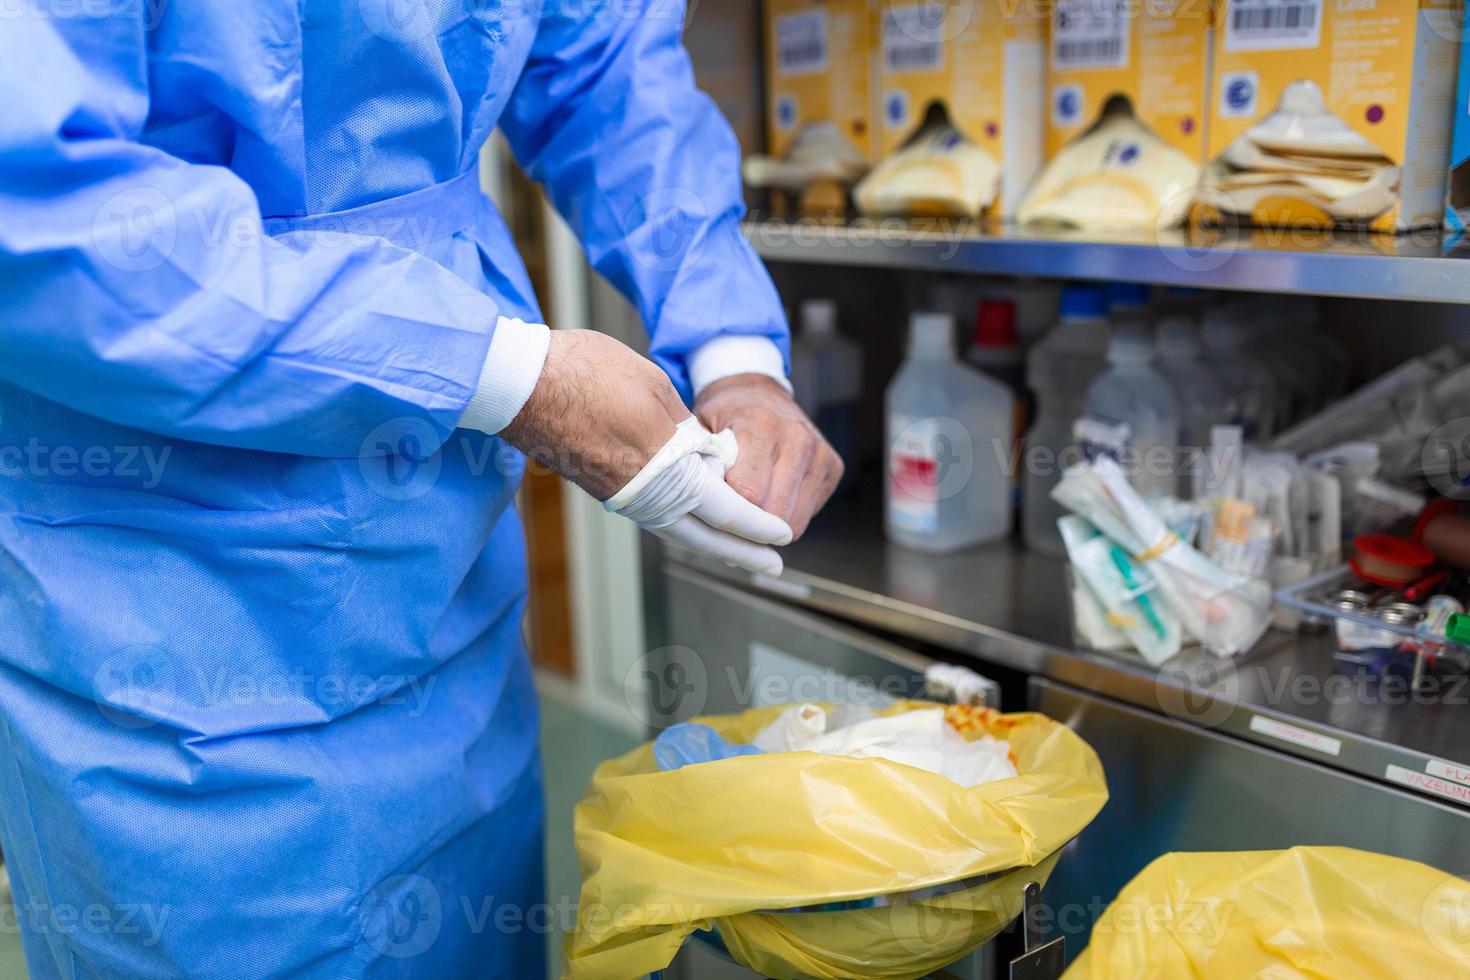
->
885 312 1013 553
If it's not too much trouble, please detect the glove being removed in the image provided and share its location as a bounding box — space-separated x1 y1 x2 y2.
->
605 417 792 576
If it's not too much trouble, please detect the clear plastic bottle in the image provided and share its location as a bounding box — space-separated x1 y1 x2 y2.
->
1021 285 1109 558
886 312 1013 553
1201 308 1279 440
790 299 861 492
1154 317 1231 498
1083 324 1181 499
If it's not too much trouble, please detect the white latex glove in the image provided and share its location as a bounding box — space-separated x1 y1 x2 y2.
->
605 417 793 576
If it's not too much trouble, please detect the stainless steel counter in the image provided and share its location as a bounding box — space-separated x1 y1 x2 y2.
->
666 491 1470 810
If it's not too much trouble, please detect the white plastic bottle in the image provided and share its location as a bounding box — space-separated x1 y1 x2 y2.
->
1154 318 1231 498
1082 324 1181 499
886 312 1013 552
1021 285 1109 558
1201 308 1279 440
790 299 862 490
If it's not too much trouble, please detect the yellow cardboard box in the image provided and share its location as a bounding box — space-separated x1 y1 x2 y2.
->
1206 0 1462 231
872 0 1045 216
1045 0 1212 162
764 0 878 163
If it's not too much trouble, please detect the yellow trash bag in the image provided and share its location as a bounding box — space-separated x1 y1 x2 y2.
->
564 701 1108 979
1064 847 1470 978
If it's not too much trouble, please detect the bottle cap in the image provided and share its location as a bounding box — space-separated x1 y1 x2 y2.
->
1059 285 1108 320
1107 281 1152 311
1107 324 1154 365
1156 316 1200 358
972 300 1018 349
1447 612 1470 646
800 299 837 337
908 312 954 357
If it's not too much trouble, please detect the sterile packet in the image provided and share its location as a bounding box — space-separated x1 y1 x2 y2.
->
1061 516 1183 666
1018 99 1200 231
854 119 1002 219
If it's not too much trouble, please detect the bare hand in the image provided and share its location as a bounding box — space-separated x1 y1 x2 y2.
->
501 330 689 500
694 374 843 539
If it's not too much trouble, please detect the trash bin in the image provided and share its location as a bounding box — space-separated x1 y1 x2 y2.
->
562 701 1108 980
1063 847 1470 978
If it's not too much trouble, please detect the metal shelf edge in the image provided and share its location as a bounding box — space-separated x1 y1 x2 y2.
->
744 221 1470 304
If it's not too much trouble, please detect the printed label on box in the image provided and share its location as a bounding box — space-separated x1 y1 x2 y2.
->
1224 0 1323 53
776 9 830 76
1052 0 1130 71
883 3 947 73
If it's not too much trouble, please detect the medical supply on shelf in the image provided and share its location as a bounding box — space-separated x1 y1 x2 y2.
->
870 0 1044 218
966 298 1024 392
1023 285 1109 558
1202 0 1460 232
1080 323 1181 500
1054 456 1273 656
1154 318 1231 496
1019 97 1201 230
754 0 876 215
1348 534 1436 588
1201 308 1279 440
789 298 862 492
1062 516 1184 665
855 112 1003 219
886 311 1013 552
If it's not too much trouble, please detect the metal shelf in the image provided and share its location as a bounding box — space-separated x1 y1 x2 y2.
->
744 219 1470 304
665 489 1470 810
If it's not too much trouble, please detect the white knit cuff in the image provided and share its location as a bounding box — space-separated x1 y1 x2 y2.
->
458 317 552 435
687 335 792 398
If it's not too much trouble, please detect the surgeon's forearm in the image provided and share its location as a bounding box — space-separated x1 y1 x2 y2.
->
488 330 689 501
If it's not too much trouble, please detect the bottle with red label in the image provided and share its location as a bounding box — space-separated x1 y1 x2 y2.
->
885 312 1014 553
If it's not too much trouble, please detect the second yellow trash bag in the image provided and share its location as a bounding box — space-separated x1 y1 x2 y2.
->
563 701 1108 979
1064 847 1470 978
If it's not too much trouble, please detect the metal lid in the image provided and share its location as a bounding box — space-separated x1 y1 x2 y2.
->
1377 602 1425 626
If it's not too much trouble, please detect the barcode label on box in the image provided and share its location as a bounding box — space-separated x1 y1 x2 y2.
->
776 10 829 76
1052 0 1130 71
883 4 946 73
1225 0 1322 52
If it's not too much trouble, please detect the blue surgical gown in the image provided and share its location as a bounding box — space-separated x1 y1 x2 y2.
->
0 3 787 977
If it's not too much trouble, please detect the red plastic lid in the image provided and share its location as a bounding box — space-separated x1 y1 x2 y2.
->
1349 533 1435 585
973 300 1018 349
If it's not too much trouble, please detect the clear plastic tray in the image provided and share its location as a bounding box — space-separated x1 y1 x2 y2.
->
1274 564 1470 677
